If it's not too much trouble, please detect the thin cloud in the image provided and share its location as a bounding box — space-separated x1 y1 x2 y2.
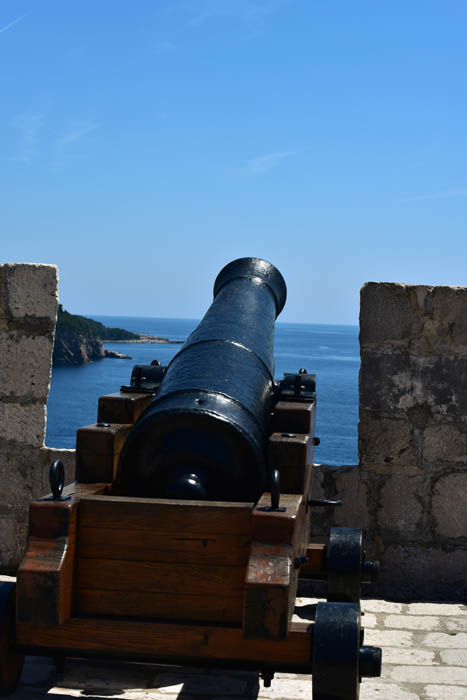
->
57 121 98 148
190 0 287 26
0 11 31 36
249 150 295 174
11 109 46 164
401 189 467 203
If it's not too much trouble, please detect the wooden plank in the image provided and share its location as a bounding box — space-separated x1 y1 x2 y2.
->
75 424 132 483
77 527 250 566
79 496 253 535
243 494 308 641
16 618 313 669
270 401 314 435
97 392 154 425
76 589 243 623
16 499 78 626
76 559 245 597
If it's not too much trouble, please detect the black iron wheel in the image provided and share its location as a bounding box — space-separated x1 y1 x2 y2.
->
0 582 24 696
327 528 363 603
312 602 382 700
312 602 361 700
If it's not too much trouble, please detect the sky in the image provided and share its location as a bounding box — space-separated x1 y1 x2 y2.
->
1 1 466 324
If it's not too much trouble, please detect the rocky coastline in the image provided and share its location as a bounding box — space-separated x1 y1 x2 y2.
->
52 306 183 366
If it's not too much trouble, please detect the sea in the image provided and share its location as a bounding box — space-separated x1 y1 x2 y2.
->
45 318 360 466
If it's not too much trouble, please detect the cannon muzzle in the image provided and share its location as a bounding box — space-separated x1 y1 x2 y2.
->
113 257 286 503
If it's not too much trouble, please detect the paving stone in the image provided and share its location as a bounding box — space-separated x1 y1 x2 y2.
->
407 603 467 616
384 614 441 630
424 685 467 699
444 617 467 632
359 680 419 699
381 647 437 665
391 665 467 684
360 612 377 628
364 629 414 647
362 599 404 614
423 632 467 648
439 649 467 665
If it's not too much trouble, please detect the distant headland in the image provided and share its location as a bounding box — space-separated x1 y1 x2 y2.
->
52 305 183 366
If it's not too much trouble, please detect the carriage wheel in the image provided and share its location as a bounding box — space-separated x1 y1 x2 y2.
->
312 602 381 700
327 528 363 603
0 582 24 696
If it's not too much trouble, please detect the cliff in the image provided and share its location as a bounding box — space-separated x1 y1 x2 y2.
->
52 305 139 366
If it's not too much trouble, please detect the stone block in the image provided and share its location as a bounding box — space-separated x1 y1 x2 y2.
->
40 447 76 494
360 282 422 345
425 686 467 699
360 350 467 420
359 412 417 466
0 518 27 571
0 443 45 509
0 518 17 568
378 545 467 601
433 473 467 538
0 402 46 447
384 614 439 630
407 602 467 616
378 475 424 536
391 665 467 684
423 424 467 463
0 332 54 400
0 263 58 320
330 466 370 529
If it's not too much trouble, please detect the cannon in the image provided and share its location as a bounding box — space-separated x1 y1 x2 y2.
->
0 258 382 699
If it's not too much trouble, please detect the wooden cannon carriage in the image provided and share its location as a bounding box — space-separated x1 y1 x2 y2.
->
0 258 381 699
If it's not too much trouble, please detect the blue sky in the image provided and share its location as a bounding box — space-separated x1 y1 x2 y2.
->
1 1 466 323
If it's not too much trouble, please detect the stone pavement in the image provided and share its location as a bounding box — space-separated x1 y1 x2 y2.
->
3 575 466 700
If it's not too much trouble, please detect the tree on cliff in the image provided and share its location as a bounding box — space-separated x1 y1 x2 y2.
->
52 305 140 366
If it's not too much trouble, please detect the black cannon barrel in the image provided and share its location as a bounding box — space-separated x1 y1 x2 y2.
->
113 257 286 503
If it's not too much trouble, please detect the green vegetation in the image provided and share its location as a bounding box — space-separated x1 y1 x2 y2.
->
56 305 140 340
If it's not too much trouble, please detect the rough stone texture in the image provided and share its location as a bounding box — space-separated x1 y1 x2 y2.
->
0 263 76 572
360 282 423 344
359 413 418 466
356 282 467 600
432 473 467 538
2 263 58 319
378 475 425 537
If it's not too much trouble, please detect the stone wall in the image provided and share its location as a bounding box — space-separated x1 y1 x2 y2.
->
312 283 467 601
0 264 74 571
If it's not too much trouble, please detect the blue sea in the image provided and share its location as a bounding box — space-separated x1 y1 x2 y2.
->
45 318 360 466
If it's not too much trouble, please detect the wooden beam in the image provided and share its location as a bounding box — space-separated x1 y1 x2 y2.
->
16 499 78 626
17 618 313 669
243 494 307 641
75 424 132 483
78 496 253 535
97 392 154 425
270 401 315 435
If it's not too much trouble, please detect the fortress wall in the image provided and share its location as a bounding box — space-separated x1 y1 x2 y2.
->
313 283 467 601
0 264 74 571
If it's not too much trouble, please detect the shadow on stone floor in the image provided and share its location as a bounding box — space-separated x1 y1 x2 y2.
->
20 657 263 699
